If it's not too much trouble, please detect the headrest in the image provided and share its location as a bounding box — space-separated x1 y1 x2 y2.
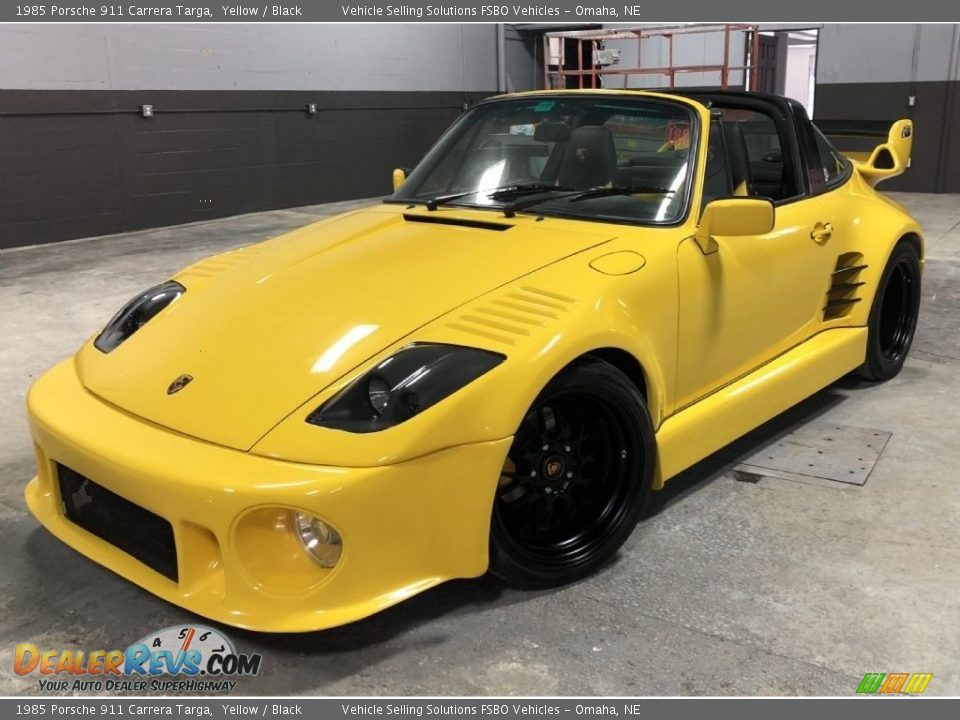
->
534 122 572 143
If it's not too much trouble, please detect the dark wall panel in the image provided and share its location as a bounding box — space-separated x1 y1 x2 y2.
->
0 90 490 249
814 80 960 193
940 82 960 194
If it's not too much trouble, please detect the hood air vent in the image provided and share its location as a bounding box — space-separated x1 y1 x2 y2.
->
402 213 513 232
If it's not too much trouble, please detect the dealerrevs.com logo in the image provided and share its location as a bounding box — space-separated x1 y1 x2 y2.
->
14 625 262 693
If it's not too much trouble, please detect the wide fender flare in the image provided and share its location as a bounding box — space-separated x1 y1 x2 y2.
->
475 304 670 440
850 213 923 322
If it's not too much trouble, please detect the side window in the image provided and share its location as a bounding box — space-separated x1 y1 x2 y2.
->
717 108 796 201
701 118 733 211
812 125 850 187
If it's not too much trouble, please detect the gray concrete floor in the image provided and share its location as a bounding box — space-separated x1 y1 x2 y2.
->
1 193 958 696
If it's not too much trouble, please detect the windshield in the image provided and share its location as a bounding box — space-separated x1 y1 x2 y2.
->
390 96 697 225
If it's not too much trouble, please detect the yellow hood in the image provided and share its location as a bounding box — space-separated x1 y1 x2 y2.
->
76 205 613 450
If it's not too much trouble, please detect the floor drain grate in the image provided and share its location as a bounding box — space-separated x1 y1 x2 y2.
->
727 422 891 486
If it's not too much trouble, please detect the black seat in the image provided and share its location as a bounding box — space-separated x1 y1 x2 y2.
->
740 120 788 199
722 122 753 196
556 126 618 190
701 119 733 208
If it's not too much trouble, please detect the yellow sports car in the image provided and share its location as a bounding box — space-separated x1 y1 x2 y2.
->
25 89 922 632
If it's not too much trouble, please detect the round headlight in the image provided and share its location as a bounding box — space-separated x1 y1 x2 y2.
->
293 512 342 568
367 376 391 415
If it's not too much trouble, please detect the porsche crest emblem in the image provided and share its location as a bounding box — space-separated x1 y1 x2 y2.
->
167 374 194 395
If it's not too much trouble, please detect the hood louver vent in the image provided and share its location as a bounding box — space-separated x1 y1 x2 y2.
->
177 246 260 283
824 252 868 320
446 287 576 347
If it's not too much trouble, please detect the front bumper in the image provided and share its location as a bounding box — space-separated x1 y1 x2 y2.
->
25 360 510 632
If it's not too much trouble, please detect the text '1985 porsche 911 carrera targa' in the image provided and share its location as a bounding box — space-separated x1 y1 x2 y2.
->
25 89 922 632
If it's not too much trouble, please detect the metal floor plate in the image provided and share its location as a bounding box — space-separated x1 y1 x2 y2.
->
729 422 892 486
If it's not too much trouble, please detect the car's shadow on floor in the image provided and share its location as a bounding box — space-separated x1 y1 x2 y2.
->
648 379 858 515
234 574 524 654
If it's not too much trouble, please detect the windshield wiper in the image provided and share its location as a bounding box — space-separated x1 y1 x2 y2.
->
424 190 480 211
500 186 587 218
566 185 675 202
422 183 574 211
425 183 556 210
503 185 677 217
421 183 660 216
488 183 573 199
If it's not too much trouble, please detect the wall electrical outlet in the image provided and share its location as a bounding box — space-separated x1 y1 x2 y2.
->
140 104 154 118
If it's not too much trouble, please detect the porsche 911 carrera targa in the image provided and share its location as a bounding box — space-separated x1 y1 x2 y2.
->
25 90 923 632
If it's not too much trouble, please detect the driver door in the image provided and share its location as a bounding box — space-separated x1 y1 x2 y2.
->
674 114 838 409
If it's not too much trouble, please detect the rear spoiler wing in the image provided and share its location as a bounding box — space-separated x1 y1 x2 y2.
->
815 118 913 187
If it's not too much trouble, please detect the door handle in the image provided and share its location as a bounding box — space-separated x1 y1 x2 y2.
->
811 222 833 243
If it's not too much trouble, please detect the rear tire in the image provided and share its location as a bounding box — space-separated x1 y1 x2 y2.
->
858 241 921 381
489 359 655 588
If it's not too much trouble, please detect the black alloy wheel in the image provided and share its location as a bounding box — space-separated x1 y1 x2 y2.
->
859 241 921 381
489 359 655 588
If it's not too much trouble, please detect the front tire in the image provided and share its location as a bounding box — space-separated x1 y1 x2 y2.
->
489 359 655 588
858 241 921 381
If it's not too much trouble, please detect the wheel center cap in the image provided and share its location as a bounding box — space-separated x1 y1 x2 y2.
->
542 454 565 481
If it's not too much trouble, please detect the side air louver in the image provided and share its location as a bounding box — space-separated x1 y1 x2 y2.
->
824 252 868 320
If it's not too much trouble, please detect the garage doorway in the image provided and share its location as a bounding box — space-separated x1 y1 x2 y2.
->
756 29 819 116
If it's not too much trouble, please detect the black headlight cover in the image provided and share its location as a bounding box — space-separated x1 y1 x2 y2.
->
307 343 505 433
94 281 185 353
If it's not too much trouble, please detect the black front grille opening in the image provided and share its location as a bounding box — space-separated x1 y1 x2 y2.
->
56 464 178 582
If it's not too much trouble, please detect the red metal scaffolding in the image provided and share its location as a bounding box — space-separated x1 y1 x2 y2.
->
543 23 762 92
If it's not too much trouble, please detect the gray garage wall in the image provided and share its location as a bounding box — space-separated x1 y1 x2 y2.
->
0 25 500 248
504 25 542 93
814 24 960 193
0 25 498 92
5 24 959 249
